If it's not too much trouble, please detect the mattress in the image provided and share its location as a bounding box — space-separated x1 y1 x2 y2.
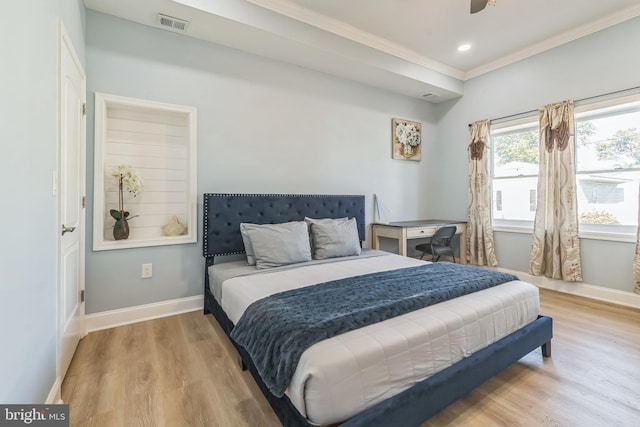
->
211 252 540 425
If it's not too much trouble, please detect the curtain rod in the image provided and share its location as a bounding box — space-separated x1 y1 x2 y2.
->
467 85 640 128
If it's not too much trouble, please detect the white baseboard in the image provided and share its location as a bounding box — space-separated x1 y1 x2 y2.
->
82 273 638 333
497 267 640 310
46 378 62 404
85 295 204 333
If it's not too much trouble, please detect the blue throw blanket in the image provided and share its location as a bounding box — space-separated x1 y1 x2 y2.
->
230 262 518 397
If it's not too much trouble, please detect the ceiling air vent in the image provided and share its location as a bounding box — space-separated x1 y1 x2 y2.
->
157 14 189 32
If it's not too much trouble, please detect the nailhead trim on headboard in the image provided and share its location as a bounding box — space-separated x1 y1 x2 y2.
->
202 193 366 258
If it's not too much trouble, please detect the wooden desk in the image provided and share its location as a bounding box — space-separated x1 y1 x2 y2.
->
371 220 467 264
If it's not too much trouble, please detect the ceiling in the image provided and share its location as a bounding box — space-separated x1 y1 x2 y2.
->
84 0 640 103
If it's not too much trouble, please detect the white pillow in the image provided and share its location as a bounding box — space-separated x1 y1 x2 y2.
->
243 221 312 269
309 217 361 260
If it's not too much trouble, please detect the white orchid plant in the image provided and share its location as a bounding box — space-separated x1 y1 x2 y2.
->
110 164 143 223
395 122 421 147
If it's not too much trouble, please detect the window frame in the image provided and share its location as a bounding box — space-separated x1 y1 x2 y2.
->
574 93 640 242
490 116 539 232
489 93 640 242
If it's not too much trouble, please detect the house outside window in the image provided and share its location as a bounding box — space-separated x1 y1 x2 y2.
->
529 189 536 212
491 120 539 228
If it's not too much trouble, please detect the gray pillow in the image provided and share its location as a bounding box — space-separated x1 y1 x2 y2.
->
304 217 348 255
240 223 257 265
243 221 312 269
310 217 361 260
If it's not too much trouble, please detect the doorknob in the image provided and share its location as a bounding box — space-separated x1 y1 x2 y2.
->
61 225 76 236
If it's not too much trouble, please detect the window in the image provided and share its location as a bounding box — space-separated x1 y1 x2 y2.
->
491 119 539 228
575 95 640 237
490 93 640 240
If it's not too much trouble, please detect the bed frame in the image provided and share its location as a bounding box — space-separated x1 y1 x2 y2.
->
202 193 553 427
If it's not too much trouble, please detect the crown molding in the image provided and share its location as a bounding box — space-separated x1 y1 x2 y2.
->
246 0 466 81
465 3 640 80
247 0 640 83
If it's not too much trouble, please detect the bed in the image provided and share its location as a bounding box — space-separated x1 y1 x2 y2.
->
202 193 553 427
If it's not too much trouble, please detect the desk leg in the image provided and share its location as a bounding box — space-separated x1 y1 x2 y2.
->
399 228 407 257
372 226 380 250
459 226 467 264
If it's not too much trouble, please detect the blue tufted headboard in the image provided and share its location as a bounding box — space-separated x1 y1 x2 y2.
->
202 193 366 260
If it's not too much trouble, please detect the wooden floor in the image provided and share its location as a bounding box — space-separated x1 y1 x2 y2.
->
62 289 640 427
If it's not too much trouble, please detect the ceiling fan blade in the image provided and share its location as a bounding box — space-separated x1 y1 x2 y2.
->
470 0 488 14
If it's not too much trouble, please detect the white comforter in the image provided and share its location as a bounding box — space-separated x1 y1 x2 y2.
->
215 253 540 425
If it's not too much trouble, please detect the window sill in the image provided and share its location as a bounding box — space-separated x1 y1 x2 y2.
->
493 224 637 243
493 225 533 234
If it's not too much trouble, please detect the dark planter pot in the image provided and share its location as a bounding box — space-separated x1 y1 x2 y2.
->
113 218 130 240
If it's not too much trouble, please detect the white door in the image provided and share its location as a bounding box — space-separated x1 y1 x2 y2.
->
58 23 86 383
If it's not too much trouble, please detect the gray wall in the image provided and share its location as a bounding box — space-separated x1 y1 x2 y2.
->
85 11 438 313
0 0 85 404
434 17 640 292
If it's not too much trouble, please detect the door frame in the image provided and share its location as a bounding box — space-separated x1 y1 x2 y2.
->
54 21 86 403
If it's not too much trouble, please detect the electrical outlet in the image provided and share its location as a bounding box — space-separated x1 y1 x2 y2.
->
141 263 153 279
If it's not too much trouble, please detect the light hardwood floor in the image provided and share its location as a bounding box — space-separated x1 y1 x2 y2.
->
62 289 640 426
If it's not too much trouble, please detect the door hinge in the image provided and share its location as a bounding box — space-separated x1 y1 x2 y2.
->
82 103 86 116
81 196 85 208
80 289 85 303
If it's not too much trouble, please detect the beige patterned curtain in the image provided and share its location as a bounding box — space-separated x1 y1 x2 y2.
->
635 184 640 294
467 119 498 266
529 100 582 281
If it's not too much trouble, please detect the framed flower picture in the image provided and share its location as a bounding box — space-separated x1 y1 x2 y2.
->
392 118 422 161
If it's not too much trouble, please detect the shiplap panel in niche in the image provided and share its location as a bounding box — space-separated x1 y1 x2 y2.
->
93 93 197 251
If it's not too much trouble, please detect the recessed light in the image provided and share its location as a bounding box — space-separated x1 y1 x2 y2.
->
458 44 471 52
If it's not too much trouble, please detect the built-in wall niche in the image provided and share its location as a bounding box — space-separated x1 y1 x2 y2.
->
93 93 197 251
